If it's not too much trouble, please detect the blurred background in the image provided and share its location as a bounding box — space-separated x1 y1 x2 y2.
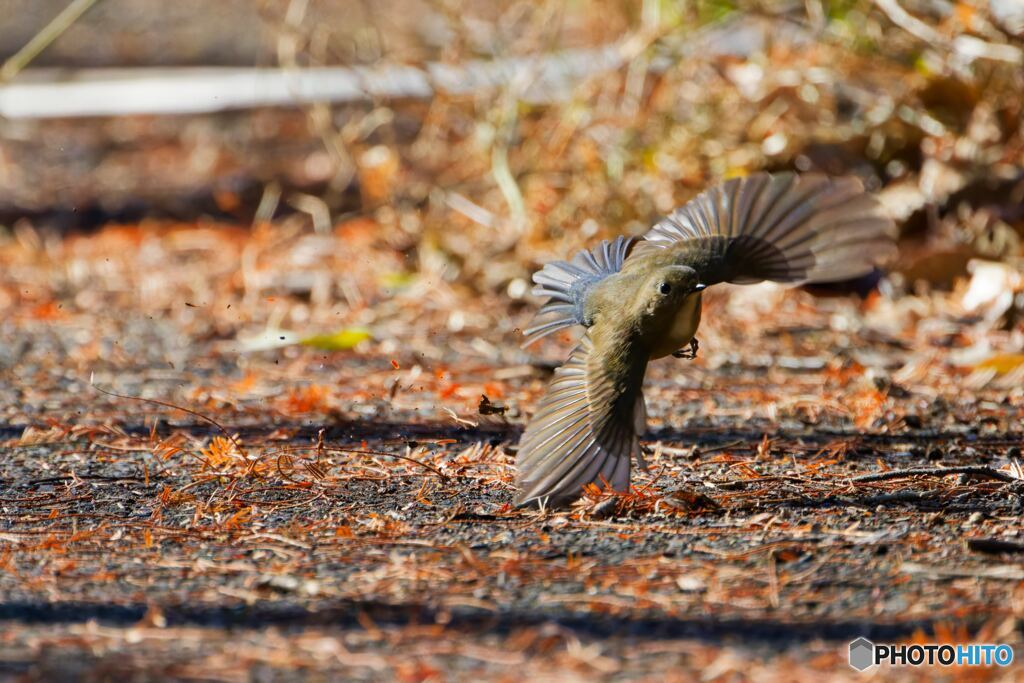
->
1 0 1023 389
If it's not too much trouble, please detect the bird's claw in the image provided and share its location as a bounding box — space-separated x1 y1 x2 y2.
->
672 338 699 360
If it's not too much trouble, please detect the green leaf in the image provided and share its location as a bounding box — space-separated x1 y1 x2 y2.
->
378 271 417 290
300 327 373 351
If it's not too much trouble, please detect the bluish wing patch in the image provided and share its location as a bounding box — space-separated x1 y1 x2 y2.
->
522 236 634 347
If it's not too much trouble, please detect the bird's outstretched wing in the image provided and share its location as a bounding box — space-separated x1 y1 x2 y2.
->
522 236 634 346
515 333 645 507
629 173 896 285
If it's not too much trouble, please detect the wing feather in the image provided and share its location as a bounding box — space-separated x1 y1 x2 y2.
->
631 172 896 285
515 334 645 508
522 236 635 346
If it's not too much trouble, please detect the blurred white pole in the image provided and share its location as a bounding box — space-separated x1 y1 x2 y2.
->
0 47 625 119
0 14 828 119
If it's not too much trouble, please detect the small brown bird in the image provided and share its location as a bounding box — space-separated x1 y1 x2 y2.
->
516 172 896 507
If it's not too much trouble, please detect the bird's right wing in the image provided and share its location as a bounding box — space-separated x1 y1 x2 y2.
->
629 172 897 285
522 236 634 346
515 333 645 508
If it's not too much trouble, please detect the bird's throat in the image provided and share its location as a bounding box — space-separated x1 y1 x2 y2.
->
648 292 702 359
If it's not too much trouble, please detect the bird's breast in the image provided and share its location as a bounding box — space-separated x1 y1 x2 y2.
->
648 292 702 359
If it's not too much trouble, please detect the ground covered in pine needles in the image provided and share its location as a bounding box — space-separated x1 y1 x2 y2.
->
2 221 1022 681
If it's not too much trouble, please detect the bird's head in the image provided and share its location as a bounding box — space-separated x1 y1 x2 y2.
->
635 265 705 320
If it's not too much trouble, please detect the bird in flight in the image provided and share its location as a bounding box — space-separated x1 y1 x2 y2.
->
516 172 896 508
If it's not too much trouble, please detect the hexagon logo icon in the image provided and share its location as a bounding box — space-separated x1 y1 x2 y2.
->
849 637 875 671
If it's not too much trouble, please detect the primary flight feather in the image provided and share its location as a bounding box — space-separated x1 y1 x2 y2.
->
516 172 896 507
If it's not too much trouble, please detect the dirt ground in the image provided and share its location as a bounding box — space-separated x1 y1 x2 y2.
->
1 218 1022 682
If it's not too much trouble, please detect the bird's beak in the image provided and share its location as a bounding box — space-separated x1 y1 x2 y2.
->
693 283 707 292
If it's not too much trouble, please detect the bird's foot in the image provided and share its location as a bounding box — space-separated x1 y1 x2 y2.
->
671 337 699 360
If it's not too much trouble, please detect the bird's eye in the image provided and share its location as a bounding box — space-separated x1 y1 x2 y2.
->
658 282 671 295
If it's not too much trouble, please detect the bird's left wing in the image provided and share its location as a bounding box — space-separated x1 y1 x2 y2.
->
628 172 896 286
515 332 645 507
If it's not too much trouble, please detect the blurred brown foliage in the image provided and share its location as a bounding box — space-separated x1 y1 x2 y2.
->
2 1 1022 292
